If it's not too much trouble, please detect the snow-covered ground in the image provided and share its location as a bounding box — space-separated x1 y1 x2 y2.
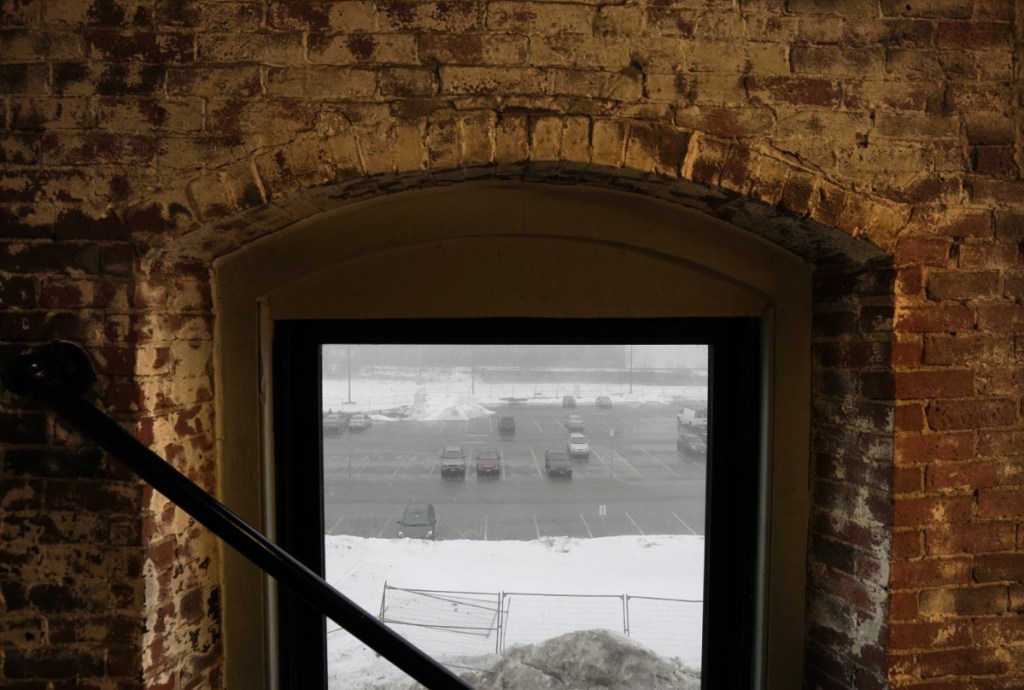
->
325 534 705 689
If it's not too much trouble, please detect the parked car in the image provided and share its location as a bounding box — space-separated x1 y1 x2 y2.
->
565 414 585 431
595 396 612 408
322 411 348 434
397 503 436 540
544 449 573 477
567 433 590 458
677 436 708 457
474 447 501 477
497 416 516 436
561 395 576 408
677 406 709 428
347 413 372 431
440 444 467 479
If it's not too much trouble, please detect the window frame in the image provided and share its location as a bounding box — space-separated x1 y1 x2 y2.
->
272 316 762 689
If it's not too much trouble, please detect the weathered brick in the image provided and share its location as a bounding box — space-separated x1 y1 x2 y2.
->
893 495 973 527
919 585 1008 616
925 522 1017 556
927 398 1016 431
978 489 1024 518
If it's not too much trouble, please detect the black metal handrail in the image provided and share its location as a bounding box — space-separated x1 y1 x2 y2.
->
1 342 472 690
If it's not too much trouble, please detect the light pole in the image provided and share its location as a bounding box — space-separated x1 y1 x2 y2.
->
629 345 633 394
346 344 353 404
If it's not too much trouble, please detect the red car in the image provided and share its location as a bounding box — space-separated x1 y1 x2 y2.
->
474 447 501 477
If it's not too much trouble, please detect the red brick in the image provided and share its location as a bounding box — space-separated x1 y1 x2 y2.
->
895 404 926 432
958 239 1021 269
936 21 1013 50
890 620 970 650
894 495 974 527
895 238 951 266
927 398 1016 430
974 554 1024 583
977 304 1024 331
919 585 1008 616
923 334 1013 365
906 208 994 238
925 461 999 493
896 305 975 332
973 617 1024 645
890 557 972 588
926 271 1001 300
895 432 975 464
893 466 923 494
893 529 923 559
897 370 975 398
917 645 1011 678
925 522 1017 556
978 430 1023 456
892 338 923 367
897 266 923 295
890 591 919 620
978 489 1024 518
745 76 841 107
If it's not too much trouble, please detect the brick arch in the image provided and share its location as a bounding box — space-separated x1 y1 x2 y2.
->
126 116 909 265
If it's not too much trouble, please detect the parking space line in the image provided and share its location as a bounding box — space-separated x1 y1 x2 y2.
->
671 511 697 535
533 514 542 539
624 511 645 535
428 462 437 477
529 447 543 478
376 520 388 538
590 448 611 473
355 457 372 475
532 417 543 432
639 448 682 477
391 453 412 478
578 513 593 538
483 514 488 541
328 514 345 534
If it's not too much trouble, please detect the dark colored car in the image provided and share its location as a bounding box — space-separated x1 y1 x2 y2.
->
397 503 436 539
475 447 501 476
677 436 708 457
596 396 612 408
440 444 467 479
544 449 573 477
497 416 516 436
565 415 585 431
562 395 576 408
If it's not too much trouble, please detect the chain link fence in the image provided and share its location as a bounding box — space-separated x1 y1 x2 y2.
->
376 583 703 668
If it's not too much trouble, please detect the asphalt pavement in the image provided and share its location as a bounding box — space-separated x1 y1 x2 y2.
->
322 401 707 541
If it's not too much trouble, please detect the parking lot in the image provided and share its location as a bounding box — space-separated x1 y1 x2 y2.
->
322 401 707 541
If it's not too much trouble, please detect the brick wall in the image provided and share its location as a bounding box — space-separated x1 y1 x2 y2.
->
1 1 1021 688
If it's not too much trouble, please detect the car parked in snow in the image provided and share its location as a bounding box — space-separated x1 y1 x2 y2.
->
595 396 612 408
565 415 585 431
567 433 590 458
562 395 576 408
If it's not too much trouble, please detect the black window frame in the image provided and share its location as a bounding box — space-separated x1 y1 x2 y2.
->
273 317 761 689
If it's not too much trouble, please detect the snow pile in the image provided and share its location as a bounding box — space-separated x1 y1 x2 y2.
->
448 629 702 690
377 390 495 421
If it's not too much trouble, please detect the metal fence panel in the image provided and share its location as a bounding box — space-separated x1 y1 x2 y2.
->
500 593 625 652
380 586 501 659
626 595 703 668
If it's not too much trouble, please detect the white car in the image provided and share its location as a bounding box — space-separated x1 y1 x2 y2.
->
567 433 590 458
348 413 372 431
